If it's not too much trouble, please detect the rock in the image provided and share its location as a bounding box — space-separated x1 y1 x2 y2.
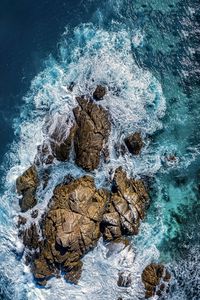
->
73 97 111 171
35 117 76 165
23 223 40 250
101 167 149 241
142 264 171 298
24 176 108 285
117 271 132 287
51 124 76 162
93 85 106 100
31 210 38 219
16 166 38 212
17 215 27 227
124 132 143 155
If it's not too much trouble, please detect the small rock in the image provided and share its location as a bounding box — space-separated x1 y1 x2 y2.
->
17 215 27 227
124 132 143 155
117 271 132 287
93 85 106 100
142 264 171 299
31 210 38 219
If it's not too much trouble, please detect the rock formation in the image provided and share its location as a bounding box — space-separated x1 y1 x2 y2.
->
93 85 106 100
101 167 149 241
16 165 38 212
124 132 143 155
142 263 171 298
73 97 111 171
22 176 108 285
16 89 164 294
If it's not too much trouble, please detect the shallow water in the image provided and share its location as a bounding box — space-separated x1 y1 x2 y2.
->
0 0 199 299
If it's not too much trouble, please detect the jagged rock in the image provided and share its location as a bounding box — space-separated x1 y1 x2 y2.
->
50 124 76 162
26 176 108 285
117 271 132 287
124 132 143 155
16 166 38 212
101 167 149 241
35 117 76 165
142 263 171 298
23 223 40 250
73 97 111 171
93 85 106 100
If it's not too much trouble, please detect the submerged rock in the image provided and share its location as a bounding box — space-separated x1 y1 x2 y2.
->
117 271 132 287
73 97 111 171
27 176 108 285
93 85 106 100
101 167 149 241
16 165 38 212
124 132 143 155
142 263 171 298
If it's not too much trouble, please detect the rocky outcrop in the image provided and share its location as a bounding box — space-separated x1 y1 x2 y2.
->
142 263 171 298
93 85 106 100
35 117 76 165
101 167 149 241
73 97 111 171
26 176 108 285
124 132 143 155
16 165 38 212
18 166 149 285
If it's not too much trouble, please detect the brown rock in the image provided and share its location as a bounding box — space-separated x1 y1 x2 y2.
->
73 97 110 171
124 132 143 155
101 167 149 241
16 166 38 212
24 176 108 285
23 223 40 250
17 215 27 227
35 116 76 165
142 264 171 299
93 85 106 100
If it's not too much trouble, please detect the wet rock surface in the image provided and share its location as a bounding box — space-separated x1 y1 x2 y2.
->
26 176 108 285
124 132 143 155
16 165 38 212
142 263 171 298
17 166 149 285
73 97 111 171
93 85 106 100
101 167 149 241
117 271 132 287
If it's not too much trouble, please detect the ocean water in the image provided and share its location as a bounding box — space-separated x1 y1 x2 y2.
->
0 0 199 299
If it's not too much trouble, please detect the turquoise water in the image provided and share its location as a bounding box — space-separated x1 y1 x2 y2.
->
0 0 199 299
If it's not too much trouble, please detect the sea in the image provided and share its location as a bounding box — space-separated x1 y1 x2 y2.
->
0 0 199 299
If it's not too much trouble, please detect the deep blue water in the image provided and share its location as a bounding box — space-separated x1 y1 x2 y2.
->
0 0 200 299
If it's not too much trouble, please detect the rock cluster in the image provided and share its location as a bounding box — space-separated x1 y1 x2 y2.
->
15 87 170 295
142 263 171 298
17 167 149 286
35 97 110 171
